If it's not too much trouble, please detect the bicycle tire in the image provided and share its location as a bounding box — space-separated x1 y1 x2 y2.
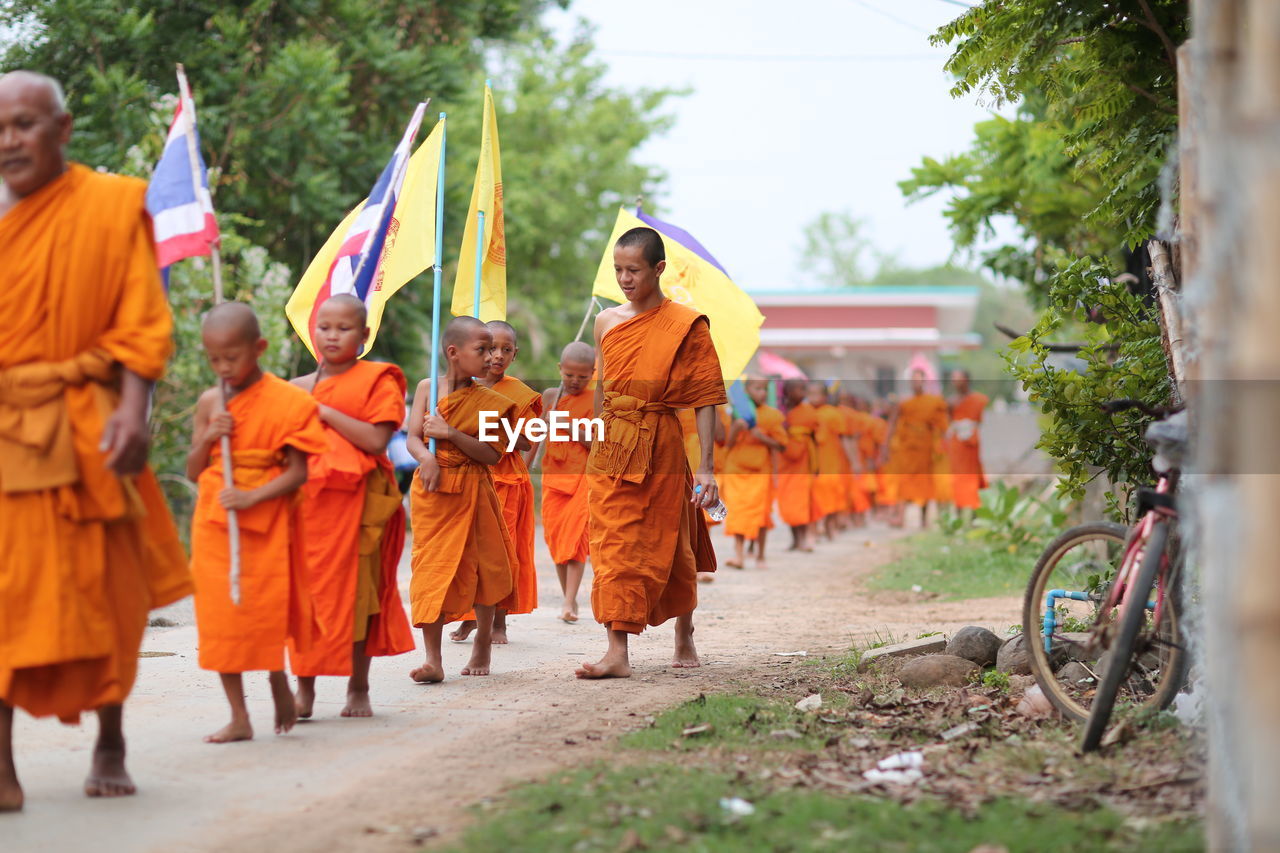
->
1022 522 1128 722
1081 519 1170 752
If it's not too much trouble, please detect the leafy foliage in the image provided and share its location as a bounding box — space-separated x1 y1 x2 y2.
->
904 0 1186 510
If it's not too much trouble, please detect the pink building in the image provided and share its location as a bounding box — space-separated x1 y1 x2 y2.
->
749 286 980 391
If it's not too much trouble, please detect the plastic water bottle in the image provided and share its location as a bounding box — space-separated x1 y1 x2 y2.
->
694 483 728 522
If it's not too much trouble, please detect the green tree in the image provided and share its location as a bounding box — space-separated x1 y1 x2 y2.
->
904 0 1187 510
798 211 873 287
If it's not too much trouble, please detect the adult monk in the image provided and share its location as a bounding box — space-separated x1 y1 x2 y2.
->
537 341 596 623
946 368 989 514
578 227 725 679
0 71 191 810
881 369 949 528
775 379 819 552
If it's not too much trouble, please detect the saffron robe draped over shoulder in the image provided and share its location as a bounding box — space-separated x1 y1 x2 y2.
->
292 361 414 676
812 404 849 517
0 164 191 723
487 375 542 615
886 393 949 506
409 385 517 625
541 387 593 565
776 402 820 526
946 392 989 509
722 405 785 539
192 374 326 673
587 300 726 634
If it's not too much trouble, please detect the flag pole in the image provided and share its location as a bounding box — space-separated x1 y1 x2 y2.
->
177 63 242 605
428 112 447 455
473 209 484 318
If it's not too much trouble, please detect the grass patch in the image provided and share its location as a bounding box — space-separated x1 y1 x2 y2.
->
866 531 1031 600
450 763 1203 852
621 693 839 752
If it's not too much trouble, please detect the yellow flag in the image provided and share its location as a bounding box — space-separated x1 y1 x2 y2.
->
285 119 444 359
451 84 506 321
592 208 764 380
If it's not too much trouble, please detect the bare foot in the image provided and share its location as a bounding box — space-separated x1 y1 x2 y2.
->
295 680 315 720
203 719 253 744
491 628 509 645
340 691 373 718
410 662 445 684
697 572 715 584
270 678 298 734
755 559 770 570
461 647 491 676
0 777 22 813
672 641 701 669
725 559 744 569
449 620 476 642
575 656 633 679
560 607 579 623
84 746 136 797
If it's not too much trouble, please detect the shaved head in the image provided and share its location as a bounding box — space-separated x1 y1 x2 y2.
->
319 293 368 325
202 301 262 343
615 226 665 268
0 71 66 115
486 319 517 344
0 70 72 199
560 341 595 366
443 315 488 352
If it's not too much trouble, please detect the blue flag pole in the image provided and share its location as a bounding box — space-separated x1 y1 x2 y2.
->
428 112 447 455
473 209 485 318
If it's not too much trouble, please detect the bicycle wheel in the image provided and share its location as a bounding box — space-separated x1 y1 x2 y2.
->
1022 522 1127 722
1081 519 1180 751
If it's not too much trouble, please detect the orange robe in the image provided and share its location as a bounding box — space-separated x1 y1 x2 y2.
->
722 405 785 539
487 375 542 615
886 393 949 506
776 402 820 526
192 375 327 673
946 392 989 509
812 403 849 517
677 406 730 526
291 361 414 676
409 384 517 625
541 387 593 565
0 164 191 723
587 300 725 634
839 405 872 514
863 415 892 505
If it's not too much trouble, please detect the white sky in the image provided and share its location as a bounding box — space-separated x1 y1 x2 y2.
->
544 0 1019 292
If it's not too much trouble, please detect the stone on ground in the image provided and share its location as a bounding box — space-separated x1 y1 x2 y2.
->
858 635 947 670
897 654 981 688
996 633 1065 674
944 626 1003 666
1056 661 1094 687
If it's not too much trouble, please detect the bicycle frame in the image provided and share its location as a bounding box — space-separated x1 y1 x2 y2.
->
1041 473 1176 654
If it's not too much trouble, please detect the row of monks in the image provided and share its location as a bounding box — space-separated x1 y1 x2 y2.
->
682 371 989 564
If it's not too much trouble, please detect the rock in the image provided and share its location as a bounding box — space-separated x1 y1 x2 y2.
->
1057 661 1094 687
944 626 1003 666
1058 632 1098 662
897 654 981 688
996 633 1066 675
858 635 947 670
795 693 822 712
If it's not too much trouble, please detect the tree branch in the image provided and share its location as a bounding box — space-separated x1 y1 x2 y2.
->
994 323 1121 352
1133 0 1179 70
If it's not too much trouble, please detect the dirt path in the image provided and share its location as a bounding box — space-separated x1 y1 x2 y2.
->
6 522 1023 853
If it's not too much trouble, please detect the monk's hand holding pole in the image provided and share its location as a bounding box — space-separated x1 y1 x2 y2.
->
101 370 153 476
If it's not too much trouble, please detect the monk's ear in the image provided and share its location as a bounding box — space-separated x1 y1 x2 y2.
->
361 325 371 345
55 111 72 146
254 337 269 357
654 259 666 277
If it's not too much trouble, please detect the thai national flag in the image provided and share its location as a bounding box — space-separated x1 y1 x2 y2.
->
145 91 219 271
307 102 428 344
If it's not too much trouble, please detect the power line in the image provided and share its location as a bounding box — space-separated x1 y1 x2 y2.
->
936 0 975 8
598 49 939 63
849 0 930 35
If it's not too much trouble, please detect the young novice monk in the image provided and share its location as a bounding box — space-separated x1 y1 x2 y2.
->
809 381 851 540
290 295 414 719
451 320 541 645
722 378 787 569
776 378 819 552
536 341 596 622
580 227 726 679
188 302 328 743
406 317 517 682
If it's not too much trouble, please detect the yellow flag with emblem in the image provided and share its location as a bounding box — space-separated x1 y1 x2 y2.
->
286 119 444 359
451 83 506 321
591 207 763 379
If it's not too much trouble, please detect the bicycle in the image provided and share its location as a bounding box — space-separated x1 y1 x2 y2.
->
1020 399 1189 751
